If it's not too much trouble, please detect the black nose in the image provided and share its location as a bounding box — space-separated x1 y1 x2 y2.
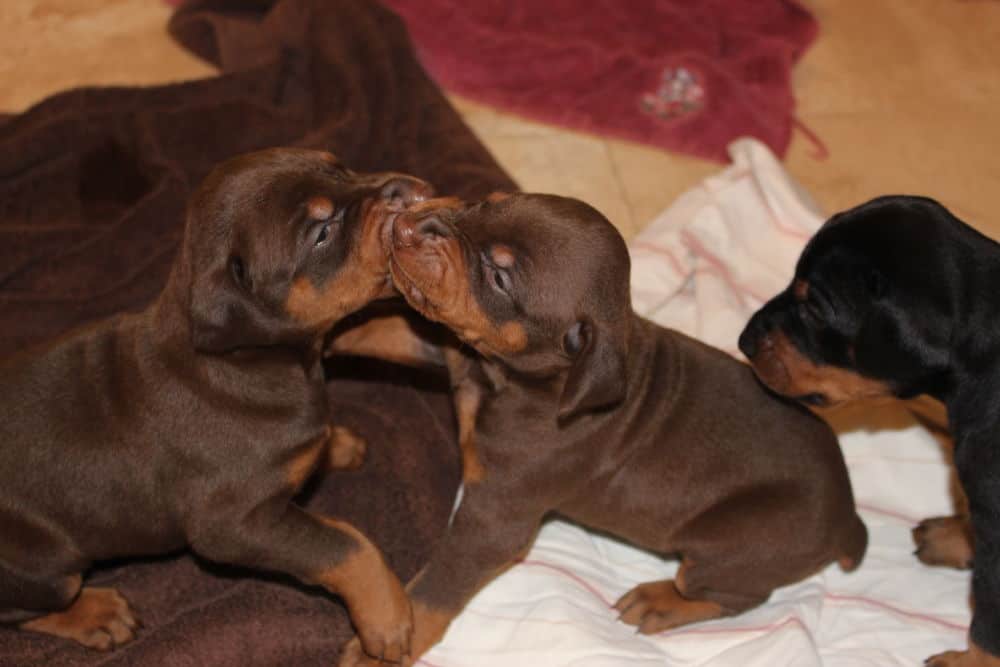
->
415 215 452 239
738 315 764 358
379 176 435 208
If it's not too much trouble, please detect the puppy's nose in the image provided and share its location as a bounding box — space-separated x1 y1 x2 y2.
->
379 176 435 208
738 317 764 359
393 213 451 249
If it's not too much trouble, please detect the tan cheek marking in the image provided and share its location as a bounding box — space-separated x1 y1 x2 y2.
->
497 321 528 352
307 196 333 220
319 151 339 165
793 279 809 301
773 331 891 402
487 191 511 203
285 203 390 328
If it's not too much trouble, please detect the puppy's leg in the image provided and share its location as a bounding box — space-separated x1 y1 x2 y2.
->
0 566 138 651
913 515 974 569
191 504 410 663
928 431 1000 665
337 483 541 667
614 560 743 634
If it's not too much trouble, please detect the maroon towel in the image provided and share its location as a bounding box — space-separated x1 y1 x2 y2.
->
0 1 514 665
382 0 818 162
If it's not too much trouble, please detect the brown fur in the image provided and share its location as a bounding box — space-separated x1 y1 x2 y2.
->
0 148 432 657
337 193 867 666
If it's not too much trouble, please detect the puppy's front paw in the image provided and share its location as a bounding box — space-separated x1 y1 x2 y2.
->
328 426 368 471
338 635 408 667
925 648 1000 666
614 580 723 634
21 587 139 651
913 515 973 569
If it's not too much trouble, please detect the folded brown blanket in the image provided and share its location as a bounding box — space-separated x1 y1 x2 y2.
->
0 1 515 665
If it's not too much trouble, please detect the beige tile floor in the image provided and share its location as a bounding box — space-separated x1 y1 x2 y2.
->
2 0 999 239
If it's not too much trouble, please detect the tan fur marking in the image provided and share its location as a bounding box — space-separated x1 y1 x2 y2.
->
913 515 974 569
286 428 328 488
327 313 441 367
326 425 367 471
311 517 410 658
490 244 516 268
613 563 726 634
390 234 529 357
925 640 1000 667
486 191 511 203
285 200 392 329
750 330 892 405
455 381 486 484
21 587 138 651
307 196 334 220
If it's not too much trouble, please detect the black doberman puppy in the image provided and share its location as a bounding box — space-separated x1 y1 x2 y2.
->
0 148 431 662
337 193 866 667
740 195 1000 667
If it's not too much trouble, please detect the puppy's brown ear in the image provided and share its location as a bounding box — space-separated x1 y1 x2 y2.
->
189 257 296 353
558 317 628 423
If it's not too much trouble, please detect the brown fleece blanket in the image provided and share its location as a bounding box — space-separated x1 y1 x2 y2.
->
0 1 515 665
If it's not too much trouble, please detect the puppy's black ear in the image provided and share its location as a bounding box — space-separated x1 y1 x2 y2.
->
189 256 285 353
558 317 628 423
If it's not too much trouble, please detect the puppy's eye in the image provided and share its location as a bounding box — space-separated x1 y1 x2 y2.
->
230 255 248 288
563 320 588 357
489 266 510 293
315 223 331 246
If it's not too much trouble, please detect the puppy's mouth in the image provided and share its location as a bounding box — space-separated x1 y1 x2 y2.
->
388 253 433 314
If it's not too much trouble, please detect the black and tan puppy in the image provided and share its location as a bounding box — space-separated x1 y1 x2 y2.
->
337 192 867 666
739 195 1000 667
0 148 432 661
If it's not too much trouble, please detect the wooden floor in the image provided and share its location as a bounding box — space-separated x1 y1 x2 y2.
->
2 0 999 239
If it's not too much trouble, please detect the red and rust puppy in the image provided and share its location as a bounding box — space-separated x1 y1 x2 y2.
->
739 195 1000 667
337 193 867 666
0 148 432 661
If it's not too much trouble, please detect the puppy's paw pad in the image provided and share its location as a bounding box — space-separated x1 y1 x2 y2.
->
21 587 138 651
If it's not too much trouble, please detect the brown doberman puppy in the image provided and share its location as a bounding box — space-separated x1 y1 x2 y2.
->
0 148 432 661
337 193 868 666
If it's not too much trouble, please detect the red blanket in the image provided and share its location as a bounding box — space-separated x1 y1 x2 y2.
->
382 0 818 161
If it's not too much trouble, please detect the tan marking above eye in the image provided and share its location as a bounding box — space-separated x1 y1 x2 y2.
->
793 279 809 301
491 244 516 268
308 196 334 221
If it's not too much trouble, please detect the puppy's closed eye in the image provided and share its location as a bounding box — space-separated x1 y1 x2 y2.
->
563 320 588 357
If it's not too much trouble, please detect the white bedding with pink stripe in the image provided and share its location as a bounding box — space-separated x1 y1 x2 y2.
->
419 139 969 666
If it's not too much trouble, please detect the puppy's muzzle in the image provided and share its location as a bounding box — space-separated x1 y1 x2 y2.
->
393 212 453 249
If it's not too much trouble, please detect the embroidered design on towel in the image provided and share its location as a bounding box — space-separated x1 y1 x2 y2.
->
640 66 705 120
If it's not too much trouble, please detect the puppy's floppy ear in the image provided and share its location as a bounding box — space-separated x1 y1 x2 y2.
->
558 317 628 423
189 258 287 353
